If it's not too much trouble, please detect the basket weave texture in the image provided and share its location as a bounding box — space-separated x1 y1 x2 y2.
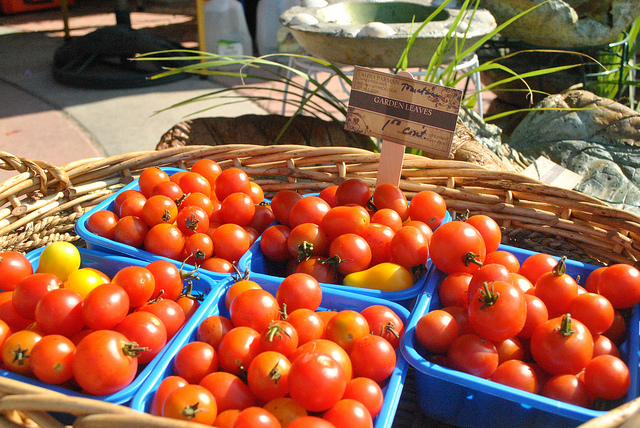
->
2 145 640 427
2 145 640 266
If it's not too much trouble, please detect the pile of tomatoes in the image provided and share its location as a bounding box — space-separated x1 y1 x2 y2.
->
259 179 448 290
85 161 276 272
415 218 640 409
149 272 405 427
0 242 203 396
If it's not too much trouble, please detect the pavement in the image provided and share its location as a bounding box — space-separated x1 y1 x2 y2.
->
0 0 272 183
0 0 493 184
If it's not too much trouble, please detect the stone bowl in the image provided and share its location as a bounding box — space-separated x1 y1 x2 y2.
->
279 0 497 68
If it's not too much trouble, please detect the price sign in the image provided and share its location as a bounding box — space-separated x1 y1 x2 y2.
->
345 66 462 186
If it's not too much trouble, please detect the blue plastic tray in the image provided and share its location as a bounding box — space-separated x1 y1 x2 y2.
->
400 244 640 428
6 246 221 405
131 274 410 428
75 167 236 282
237 205 452 309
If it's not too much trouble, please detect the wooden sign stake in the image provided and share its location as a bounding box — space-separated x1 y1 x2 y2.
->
376 140 406 187
375 71 413 188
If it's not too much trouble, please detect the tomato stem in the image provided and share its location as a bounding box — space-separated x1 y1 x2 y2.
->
269 361 282 386
383 322 401 339
178 260 201 282
318 255 345 280
555 314 576 337
463 252 483 268
181 402 209 419
122 341 149 358
11 343 29 366
296 241 314 263
477 282 500 310
552 256 567 276
265 322 291 342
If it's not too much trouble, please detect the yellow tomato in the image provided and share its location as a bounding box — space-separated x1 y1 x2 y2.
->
64 268 109 299
36 242 81 282
343 262 414 291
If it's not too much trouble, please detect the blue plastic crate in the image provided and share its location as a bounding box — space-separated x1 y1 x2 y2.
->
75 167 241 282
4 246 221 405
237 206 452 309
400 244 640 428
131 274 410 428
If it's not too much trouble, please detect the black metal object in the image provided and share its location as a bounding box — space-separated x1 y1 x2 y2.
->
52 0 197 89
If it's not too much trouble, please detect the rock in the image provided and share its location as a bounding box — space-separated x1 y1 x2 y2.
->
480 0 640 47
508 90 640 213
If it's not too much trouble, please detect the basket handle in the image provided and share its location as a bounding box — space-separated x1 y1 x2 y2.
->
0 151 72 195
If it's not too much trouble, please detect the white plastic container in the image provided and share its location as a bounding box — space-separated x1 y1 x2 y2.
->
256 0 300 55
204 0 253 60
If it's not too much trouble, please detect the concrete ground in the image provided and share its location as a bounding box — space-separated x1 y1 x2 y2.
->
0 0 492 185
0 0 271 182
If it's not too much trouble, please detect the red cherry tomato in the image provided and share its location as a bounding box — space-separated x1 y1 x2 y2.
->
138 167 170 198
429 221 486 275
583 354 630 400
172 341 218 384
534 257 579 318
12 272 60 320
196 315 233 350
162 384 217 425
149 375 188 416
72 330 140 395
490 360 538 394
321 205 370 238
145 260 184 302
229 288 280 333
447 333 499 379
324 310 370 354
112 266 155 308
518 253 557 285
484 250 521 273
343 377 384 418
276 273 322 313
288 351 347 412
465 214 502 254
415 309 459 354
335 178 371 207
328 233 372 275
468 280 527 342
247 350 291 402
360 304 404 349
409 190 447 229
323 398 373 428
350 334 396 383
217 326 262 377
116 311 167 364
373 183 409 221
214 168 252 201
390 225 429 271
541 374 593 408
85 210 119 240
2 330 42 375
30 334 76 384
597 263 640 309
199 371 256 413
82 283 130 330
0 251 34 292
529 314 593 376
34 288 84 337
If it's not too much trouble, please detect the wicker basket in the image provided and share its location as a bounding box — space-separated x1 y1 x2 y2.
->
1 145 640 427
